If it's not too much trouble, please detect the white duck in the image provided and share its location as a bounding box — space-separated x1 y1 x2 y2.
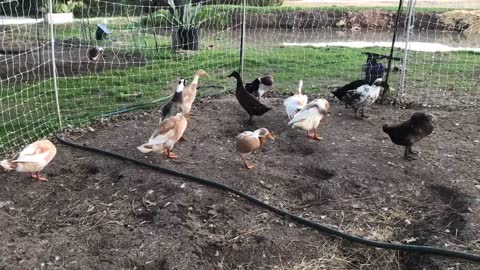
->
283 80 308 119
138 113 187 159
0 140 57 181
344 78 386 118
288 98 330 140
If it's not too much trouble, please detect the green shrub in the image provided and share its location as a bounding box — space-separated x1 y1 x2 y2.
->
141 6 237 29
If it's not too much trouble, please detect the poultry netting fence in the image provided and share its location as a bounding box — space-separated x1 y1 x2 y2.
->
0 0 479 155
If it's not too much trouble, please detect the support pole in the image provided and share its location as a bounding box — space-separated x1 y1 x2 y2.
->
399 0 416 98
385 0 404 85
48 0 63 129
239 0 246 77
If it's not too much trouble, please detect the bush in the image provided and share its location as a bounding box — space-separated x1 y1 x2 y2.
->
141 6 237 29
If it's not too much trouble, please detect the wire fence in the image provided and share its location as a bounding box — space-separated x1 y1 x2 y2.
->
0 0 479 155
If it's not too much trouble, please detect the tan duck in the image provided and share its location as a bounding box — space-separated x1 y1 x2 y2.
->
181 69 209 116
138 113 187 159
236 128 274 169
0 140 57 181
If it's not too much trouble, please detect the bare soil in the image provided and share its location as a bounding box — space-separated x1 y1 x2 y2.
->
1 95 480 269
0 40 146 83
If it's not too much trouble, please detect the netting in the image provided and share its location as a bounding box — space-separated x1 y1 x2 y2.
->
0 0 58 154
241 1 480 108
0 0 479 155
402 7 480 108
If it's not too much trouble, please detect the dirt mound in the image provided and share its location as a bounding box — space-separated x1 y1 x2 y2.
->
439 10 480 38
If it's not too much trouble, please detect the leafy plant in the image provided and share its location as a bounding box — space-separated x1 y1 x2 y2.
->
44 0 84 14
151 0 209 29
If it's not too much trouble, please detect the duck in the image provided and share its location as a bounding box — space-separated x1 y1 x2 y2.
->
283 80 308 119
181 69 209 116
344 78 387 118
383 112 436 160
245 75 274 100
331 79 367 108
138 113 187 159
87 46 104 61
288 98 330 140
228 71 272 124
160 78 186 123
236 128 274 169
0 140 57 182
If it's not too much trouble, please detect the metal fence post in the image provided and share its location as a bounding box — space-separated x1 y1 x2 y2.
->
399 0 416 98
240 0 246 77
47 0 63 129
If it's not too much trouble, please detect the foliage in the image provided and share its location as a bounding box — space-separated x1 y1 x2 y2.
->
141 5 234 29
145 0 209 29
43 0 84 13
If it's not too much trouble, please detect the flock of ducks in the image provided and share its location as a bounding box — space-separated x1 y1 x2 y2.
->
0 69 437 181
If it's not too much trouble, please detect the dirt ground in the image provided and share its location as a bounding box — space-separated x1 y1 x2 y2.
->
1 95 480 269
0 40 146 82
284 0 480 9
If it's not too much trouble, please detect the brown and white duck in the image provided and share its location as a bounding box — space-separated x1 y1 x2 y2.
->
236 128 274 169
245 74 273 100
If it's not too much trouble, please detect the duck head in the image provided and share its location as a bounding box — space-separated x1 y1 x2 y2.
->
227 71 241 79
196 69 209 77
176 78 186 92
256 128 274 148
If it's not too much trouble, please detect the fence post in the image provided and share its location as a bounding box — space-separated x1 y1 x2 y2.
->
47 0 63 129
239 0 246 77
399 0 416 98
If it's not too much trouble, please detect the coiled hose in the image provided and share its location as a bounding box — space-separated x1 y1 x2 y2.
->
56 135 480 263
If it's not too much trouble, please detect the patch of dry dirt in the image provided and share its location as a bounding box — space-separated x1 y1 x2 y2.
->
0 40 146 83
1 95 480 269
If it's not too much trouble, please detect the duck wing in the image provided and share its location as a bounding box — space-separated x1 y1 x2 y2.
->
332 79 367 100
284 95 308 119
245 79 259 95
345 85 369 107
160 102 173 121
236 87 271 116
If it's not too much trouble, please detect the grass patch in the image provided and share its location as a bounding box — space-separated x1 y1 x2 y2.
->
1 44 479 154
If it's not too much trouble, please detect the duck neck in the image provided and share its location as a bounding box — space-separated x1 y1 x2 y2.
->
252 129 262 138
172 90 183 103
296 85 302 95
191 74 200 85
234 75 244 89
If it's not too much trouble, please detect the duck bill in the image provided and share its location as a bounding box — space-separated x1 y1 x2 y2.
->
267 133 275 140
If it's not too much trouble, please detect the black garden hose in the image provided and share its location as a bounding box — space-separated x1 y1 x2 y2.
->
96 85 227 118
56 135 480 263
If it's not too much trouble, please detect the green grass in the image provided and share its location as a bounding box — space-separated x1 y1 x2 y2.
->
1 21 479 154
